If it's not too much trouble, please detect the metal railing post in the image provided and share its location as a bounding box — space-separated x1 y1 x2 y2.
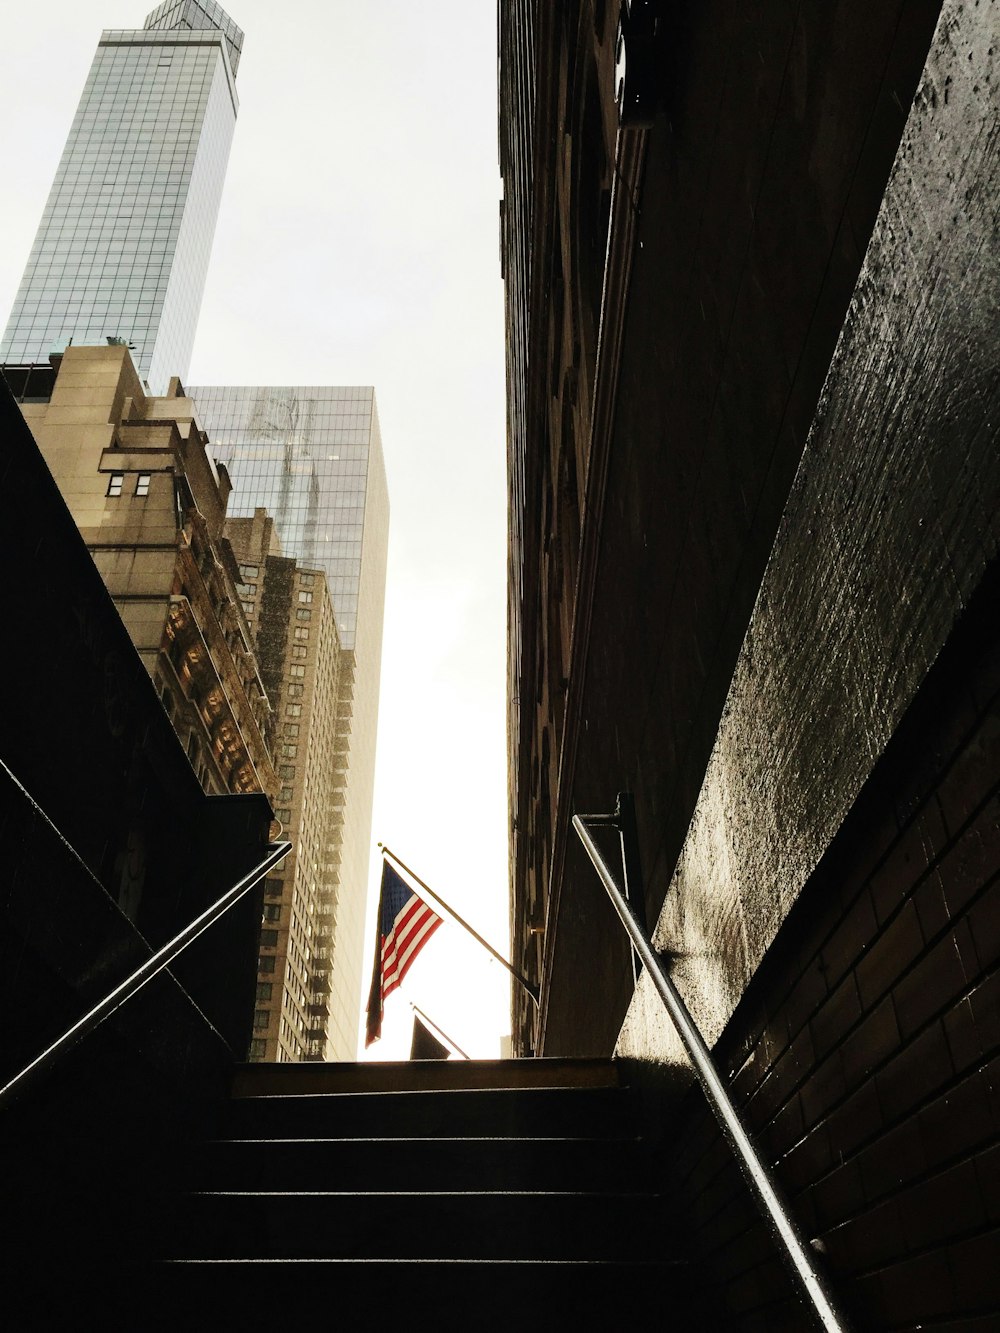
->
615 792 647 983
573 809 853 1333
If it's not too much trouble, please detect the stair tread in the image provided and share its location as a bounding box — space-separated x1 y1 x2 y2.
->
222 1083 636 1141
165 1256 689 1266
174 1187 672 1208
190 1132 654 1193
207 1134 641 1143
231 1057 621 1098
158 1185 684 1263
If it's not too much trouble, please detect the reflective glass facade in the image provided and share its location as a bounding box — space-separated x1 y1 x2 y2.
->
145 0 244 74
1 6 240 392
195 386 382 649
194 385 390 1056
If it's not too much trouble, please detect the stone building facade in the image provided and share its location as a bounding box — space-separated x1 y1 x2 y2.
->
13 343 276 801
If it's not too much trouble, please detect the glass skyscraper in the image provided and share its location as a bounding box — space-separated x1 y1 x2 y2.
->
0 1 241 392
193 384 390 1054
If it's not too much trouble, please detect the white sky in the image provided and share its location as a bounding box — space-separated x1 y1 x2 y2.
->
0 1 512 1060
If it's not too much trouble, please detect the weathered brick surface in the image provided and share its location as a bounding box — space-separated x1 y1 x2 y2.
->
670 561 1000 1327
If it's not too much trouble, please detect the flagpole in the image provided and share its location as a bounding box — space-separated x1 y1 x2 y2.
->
410 1003 471 1060
378 843 540 1007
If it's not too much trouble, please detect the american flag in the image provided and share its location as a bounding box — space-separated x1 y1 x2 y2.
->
365 860 443 1046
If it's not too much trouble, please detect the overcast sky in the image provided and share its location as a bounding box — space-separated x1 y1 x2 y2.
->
0 1 511 1059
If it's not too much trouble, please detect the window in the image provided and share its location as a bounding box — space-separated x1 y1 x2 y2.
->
281 744 297 759
256 982 273 1001
135 473 151 496
263 904 281 922
250 1038 267 1058
107 472 124 497
298 590 312 604
291 645 307 660
263 877 283 897
286 704 302 717
287 684 304 699
299 573 314 588
253 1008 269 1031
260 929 278 948
240 564 259 579
259 956 276 974
285 724 299 738
296 609 312 622
294 628 309 641
275 808 291 822
241 601 254 617
279 765 295 781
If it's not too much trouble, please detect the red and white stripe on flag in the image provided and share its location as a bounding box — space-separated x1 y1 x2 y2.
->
380 893 443 1002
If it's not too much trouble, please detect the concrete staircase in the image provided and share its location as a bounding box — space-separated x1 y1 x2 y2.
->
10 1058 702 1328
162 1058 697 1325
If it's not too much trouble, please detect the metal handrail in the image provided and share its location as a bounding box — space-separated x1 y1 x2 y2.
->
0 837 291 1108
573 803 852 1333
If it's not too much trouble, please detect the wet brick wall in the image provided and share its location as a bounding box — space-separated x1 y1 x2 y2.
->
671 561 1000 1330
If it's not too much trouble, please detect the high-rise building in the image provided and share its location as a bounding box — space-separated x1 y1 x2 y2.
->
0 1 241 392
225 509 354 1062
193 384 390 1052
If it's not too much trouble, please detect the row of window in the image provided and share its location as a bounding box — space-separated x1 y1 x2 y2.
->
107 472 150 497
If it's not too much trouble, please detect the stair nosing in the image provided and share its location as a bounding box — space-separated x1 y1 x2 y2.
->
205 1135 643 1145
188 1188 661 1199
162 1257 689 1267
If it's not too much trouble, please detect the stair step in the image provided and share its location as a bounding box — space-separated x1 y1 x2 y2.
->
191 1134 651 1193
163 1189 683 1261
232 1057 621 1097
223 1084 635 1140
29 1258 701 1329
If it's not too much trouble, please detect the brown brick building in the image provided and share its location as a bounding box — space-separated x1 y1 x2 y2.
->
500 0 1000 1324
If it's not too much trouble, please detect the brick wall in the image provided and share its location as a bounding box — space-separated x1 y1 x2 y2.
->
672 560 1000 1330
